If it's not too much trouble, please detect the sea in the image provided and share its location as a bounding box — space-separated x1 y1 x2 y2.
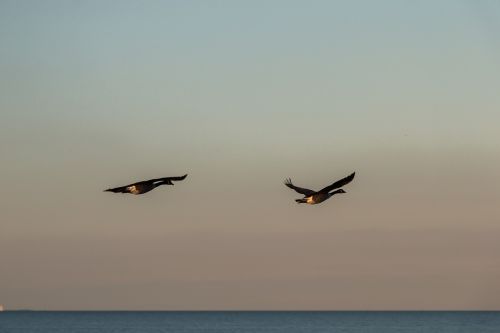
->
1 311 499 333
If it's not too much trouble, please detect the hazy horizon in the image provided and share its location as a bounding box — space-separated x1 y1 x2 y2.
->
1 0 500 310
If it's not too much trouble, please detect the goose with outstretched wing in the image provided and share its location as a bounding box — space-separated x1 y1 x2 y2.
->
285 172 355 204
105 174 188 195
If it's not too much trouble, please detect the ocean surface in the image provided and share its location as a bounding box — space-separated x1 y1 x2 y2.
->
1 311 499 333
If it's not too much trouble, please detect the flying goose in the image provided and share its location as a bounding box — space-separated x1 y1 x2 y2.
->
104 174 188 195
284 172 355 204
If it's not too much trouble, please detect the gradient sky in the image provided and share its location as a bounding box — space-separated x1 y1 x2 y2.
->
1 0 500 310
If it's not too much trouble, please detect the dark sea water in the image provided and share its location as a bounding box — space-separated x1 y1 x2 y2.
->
1 311 499 333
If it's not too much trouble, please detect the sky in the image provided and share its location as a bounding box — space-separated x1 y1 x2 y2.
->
1 0 500 310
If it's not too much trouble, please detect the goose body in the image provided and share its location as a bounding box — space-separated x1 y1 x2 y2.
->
285 172 355 205
105 174 187 195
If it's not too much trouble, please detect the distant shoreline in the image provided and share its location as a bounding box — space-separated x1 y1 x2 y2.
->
2 310 500 312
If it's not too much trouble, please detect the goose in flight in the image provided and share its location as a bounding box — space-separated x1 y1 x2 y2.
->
284 172 355 205
104 174 188 195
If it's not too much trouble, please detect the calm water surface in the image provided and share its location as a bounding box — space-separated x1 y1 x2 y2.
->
1 311 499 333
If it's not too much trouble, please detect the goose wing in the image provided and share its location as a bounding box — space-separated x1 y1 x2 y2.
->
318 172 355 193
284 178 316 196
148 174 188 183
104 185 130 193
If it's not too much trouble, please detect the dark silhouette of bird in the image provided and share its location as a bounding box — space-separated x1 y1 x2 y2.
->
284 172 355 205
104 174 188 195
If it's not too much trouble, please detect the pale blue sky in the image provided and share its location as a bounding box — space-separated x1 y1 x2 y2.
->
1 0 500 310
